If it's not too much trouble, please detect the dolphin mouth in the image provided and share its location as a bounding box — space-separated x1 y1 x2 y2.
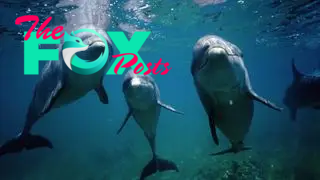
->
199 57 209 70
199 48 212 70
199 46 237 71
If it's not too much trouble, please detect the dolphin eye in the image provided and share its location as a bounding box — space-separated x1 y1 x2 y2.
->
76 40 80 43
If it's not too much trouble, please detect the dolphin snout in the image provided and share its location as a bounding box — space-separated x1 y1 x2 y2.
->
206 47 228 62
202 47 230 70
89 41 105 57
207 47 228 57
89 40 105 47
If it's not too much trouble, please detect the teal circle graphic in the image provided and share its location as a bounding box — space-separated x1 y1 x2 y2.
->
63 29 109 75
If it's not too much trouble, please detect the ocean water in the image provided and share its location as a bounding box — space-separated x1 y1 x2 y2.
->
0 0 320 180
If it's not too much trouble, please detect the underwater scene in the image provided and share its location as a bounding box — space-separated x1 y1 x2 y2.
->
1 0 320 179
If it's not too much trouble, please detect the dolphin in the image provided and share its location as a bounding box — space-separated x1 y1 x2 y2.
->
117 70 183 180
190 35 283 156
283 58 320 121
0 0 113 157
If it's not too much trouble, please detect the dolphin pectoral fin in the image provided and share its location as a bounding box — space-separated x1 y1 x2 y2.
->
209 116 219 145
95 84 109 104
117 110 132 134
41 80 65 115
157 101 184 115
248 91 283 112
194 81 219 145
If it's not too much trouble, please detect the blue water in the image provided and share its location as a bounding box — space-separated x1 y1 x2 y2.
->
1 0 320 179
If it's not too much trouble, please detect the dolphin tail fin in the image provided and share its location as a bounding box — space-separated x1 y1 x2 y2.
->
247 91 283 112
0 133 53 157
140 156 179 180
157 101 184 115
210 142 252 156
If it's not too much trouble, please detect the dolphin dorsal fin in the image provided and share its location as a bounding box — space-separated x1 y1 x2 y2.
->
292 58 303 81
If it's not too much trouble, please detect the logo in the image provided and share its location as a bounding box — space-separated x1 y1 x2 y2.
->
62 30 109 75
16 15 172 76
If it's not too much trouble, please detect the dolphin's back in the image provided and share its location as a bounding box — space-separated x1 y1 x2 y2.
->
27 60 64 119
297 74 320 106
301 72 320 85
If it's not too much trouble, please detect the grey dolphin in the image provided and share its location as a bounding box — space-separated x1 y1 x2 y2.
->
283 58 320 121
117 70 183 180
191 35 283 156
0 0 113 157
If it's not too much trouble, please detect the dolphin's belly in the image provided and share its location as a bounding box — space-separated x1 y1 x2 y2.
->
124 79 158 111
196 58 246 93
52 65 106 109
213 92 254 143
52 86 89 108
67 62 106 88
197 68 239 93
132 105 160 138
126 89 157 110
